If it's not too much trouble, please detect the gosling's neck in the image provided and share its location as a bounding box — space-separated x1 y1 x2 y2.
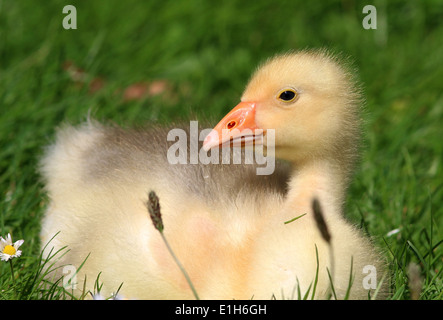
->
283 157 352 219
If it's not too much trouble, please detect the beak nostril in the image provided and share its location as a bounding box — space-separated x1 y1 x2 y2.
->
226 120 237 130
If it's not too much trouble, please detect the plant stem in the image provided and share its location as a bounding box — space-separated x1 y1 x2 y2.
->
9 259 19 299
160 232 200 300
147 191 200 300
9 260 15 285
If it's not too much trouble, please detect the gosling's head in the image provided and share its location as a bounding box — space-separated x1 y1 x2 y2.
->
204 50 363 166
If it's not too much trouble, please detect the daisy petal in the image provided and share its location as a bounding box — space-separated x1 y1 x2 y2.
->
14 239 24 249
1 253 11 261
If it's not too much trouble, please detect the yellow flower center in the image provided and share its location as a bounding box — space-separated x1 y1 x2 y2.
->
3 245 16 256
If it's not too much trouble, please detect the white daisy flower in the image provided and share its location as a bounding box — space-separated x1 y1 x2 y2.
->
0 233 24 261
91 291 125 300
91 292 106 300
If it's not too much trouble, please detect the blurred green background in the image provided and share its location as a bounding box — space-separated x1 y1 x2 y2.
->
0 0 442 299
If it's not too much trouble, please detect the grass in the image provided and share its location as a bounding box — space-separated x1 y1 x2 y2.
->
0 0 442 299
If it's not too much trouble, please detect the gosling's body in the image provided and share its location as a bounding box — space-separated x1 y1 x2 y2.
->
40 50 388 299
40 122 292 299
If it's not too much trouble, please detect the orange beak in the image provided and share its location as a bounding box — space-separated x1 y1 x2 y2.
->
203 101 264 151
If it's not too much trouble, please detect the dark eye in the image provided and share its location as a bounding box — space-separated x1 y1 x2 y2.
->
278 90 297 102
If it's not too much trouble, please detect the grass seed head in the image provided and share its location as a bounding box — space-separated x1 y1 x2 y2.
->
312 198 331 244
147 191 164 232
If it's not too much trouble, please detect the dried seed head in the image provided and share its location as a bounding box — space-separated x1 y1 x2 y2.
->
146 191 164 232
312 198 331 243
